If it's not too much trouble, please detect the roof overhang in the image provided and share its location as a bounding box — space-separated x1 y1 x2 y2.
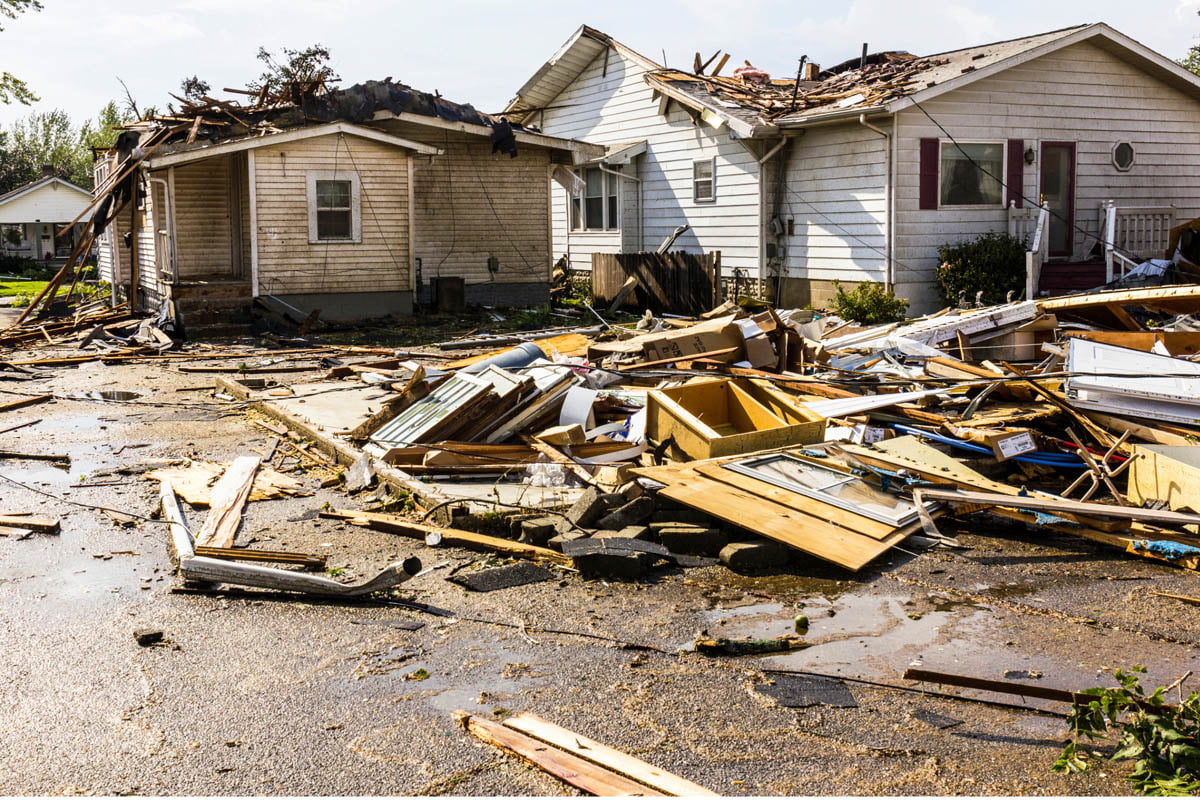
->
146 122 442 169
0 176 92 208
583 140 646 165
645 77 773 139
371 110 605 161
505 24 661 117
886 22 1200 114
775 105 891 130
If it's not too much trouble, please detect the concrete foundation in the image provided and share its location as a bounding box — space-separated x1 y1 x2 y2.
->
271 291 414 321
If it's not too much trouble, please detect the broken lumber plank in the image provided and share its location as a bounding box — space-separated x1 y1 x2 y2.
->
193 546 326 570
180 555 421 596
321 509 573 567
0 515 59 533
915 488 1200 528
0 394 51 413
1082 411 1197 447
193 456 260 548
454 711 666 796
0 418 41 435
159 479 195 566
502 713 717 796
0 449 69 463
903 668 1085 704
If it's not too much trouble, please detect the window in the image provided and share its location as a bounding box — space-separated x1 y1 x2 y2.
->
1112 141 1135 171
939 142 1003 207
723 453 934 526
569 166 619 231
306 172 361 243
693 158 715 202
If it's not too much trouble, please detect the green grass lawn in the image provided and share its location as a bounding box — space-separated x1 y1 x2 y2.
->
0 280 50 299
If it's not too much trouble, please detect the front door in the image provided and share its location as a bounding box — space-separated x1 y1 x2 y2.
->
1040 142 1075 257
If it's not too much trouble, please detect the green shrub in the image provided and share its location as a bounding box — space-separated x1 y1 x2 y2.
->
0 254 39 277
1053 666 1200 795
828 280 908 324
936 232 1027 306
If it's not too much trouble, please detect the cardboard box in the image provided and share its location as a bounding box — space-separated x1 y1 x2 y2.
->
646 378 826 460
640 315 744 363
741 334 778 369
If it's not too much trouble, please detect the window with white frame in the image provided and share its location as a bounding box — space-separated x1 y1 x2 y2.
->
693 157 716 203
570 166 619 231
306 171 361 243
939 142 1004 207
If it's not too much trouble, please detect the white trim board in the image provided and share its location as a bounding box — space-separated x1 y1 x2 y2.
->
147 122 441 169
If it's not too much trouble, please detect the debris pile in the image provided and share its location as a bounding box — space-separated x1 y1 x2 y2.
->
132 281 1200 590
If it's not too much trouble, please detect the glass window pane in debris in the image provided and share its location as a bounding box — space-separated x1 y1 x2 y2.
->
939 142 1003 206
724 453 923 526
317 209 352 239
316 180 351 209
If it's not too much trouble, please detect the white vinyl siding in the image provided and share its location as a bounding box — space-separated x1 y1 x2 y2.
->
253 133 410 296
781 121 890 285
893 39 1200 313
537 46 761 275
172 156 235 279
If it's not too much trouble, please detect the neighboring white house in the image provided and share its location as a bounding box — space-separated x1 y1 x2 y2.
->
0 171 91 262
510 23 1200 313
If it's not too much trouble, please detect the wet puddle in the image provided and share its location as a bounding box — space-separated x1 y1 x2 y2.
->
700 592 993 680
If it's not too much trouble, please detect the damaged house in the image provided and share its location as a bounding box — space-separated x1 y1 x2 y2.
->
510 23 1200 313
93 81 601 334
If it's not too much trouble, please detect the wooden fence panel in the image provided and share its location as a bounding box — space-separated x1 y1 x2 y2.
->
591 251 720 315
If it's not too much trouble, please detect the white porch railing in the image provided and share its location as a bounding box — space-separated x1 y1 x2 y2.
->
1101 201 1175 281
1009 201 1049 299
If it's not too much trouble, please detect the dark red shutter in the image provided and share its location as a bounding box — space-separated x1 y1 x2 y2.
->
1007 139 1024 208
919 138 939 210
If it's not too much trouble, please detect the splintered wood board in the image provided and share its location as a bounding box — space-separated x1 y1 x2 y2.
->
456 712 667 796
445 333 592 369
691 462 903 541
193 456 259 549
145 460 310 506
634 467 911 571
949 402 1058 428
502 713 717 796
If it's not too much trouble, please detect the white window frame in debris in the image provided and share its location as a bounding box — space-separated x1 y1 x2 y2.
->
570 166 620 232
939 141 1005 208
723 452 930 526
306 171 361 243
693 157 716 203
1112 141 1135 172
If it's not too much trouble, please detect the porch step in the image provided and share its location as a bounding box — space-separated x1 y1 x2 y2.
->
174 295 254 337
185 322 256 340
1038 261 1107 297
170 279 252 301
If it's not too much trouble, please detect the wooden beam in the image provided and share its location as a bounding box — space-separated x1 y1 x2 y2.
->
454 712 666 796
915 487 1200 528
321 509 573 567
502 713 716 796
193 456 260 548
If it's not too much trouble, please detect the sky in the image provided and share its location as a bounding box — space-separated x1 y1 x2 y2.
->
2 0 1200 128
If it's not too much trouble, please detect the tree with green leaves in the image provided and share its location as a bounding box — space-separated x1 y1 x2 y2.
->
1180 12 1200 75
0 102 132 193
1 0 41 104
248 44 339 103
